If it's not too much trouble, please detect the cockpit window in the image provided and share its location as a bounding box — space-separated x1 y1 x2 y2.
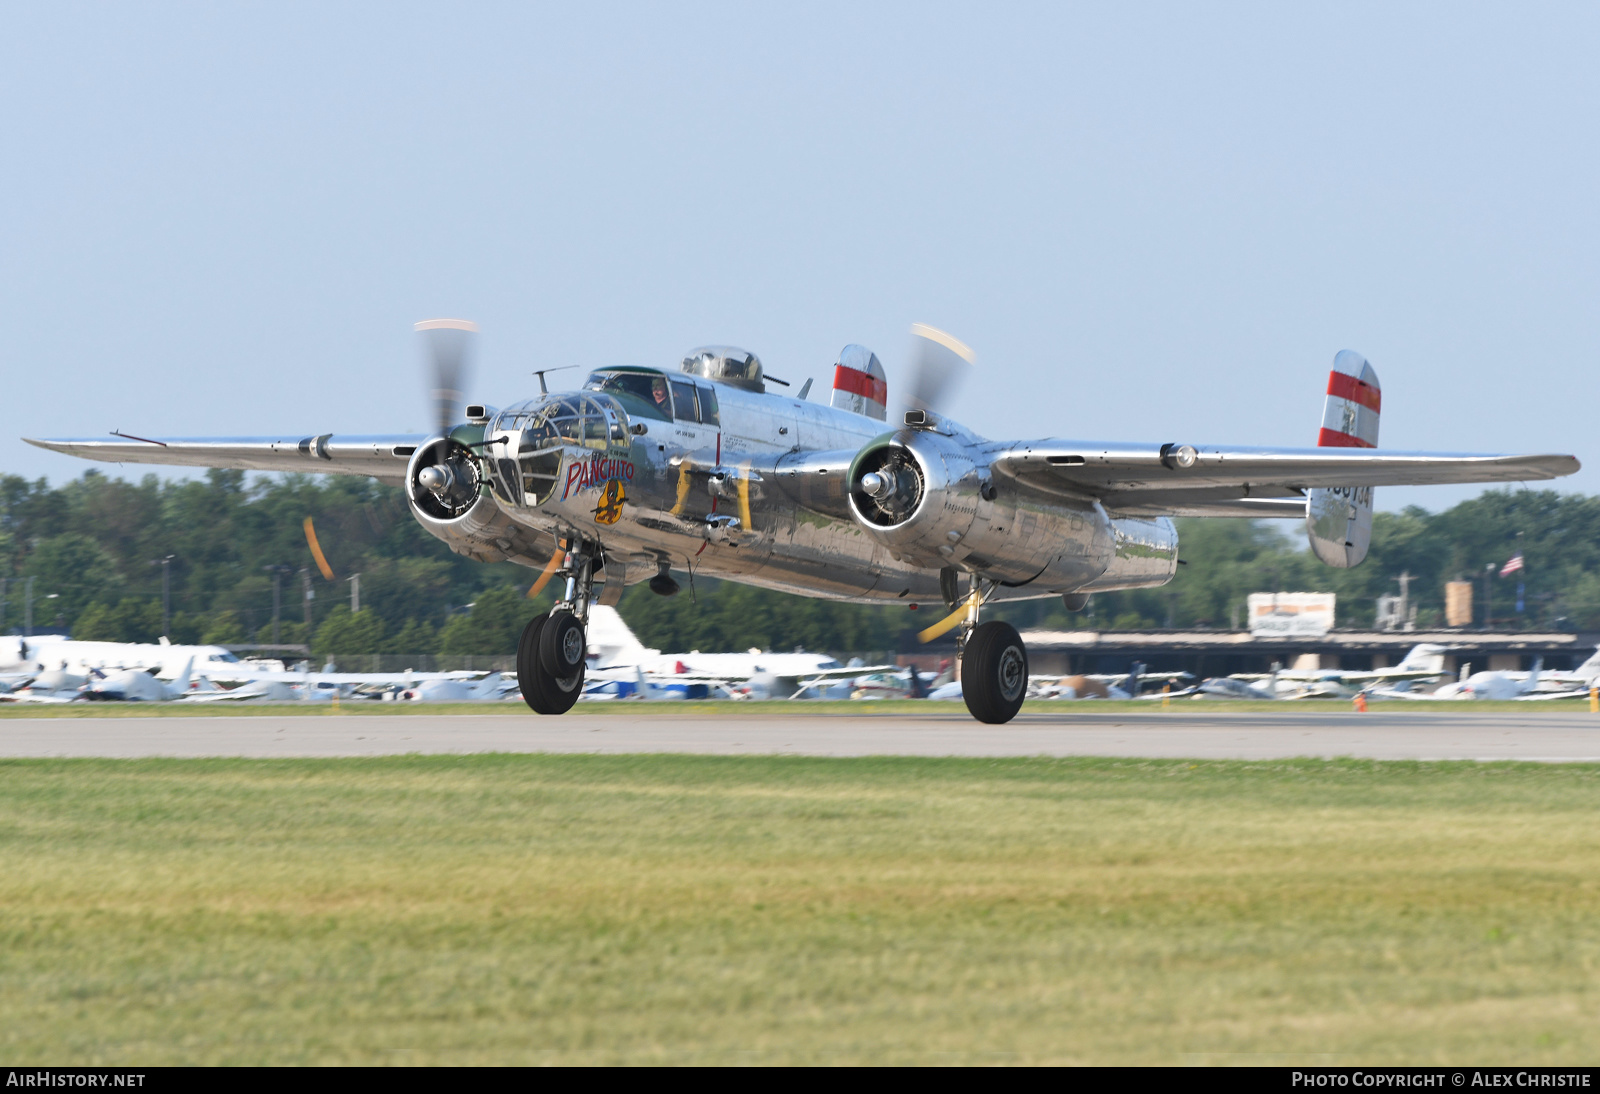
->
670 380 699 423
584 369 672 422
697 384 719 427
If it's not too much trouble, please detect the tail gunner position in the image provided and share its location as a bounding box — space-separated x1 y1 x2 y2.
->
27 323 1578 723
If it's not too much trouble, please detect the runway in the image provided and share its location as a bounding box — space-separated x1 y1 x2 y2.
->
3 706 1600 760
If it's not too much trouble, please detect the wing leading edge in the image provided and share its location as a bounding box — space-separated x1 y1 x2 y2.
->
989 443 1579 517
23 434 426 486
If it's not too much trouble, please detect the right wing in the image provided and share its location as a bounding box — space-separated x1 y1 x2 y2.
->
24 433 426 486
989 442 1579 516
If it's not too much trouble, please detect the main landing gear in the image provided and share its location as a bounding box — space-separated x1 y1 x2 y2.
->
517 545 595 715
954 578 1029 725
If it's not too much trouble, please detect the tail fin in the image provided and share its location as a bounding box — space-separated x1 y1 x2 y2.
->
1573 645 1600 681
166 656 195 698
829 345 887 421
584 606 652 667
1307 350 1380 568
1396 643 1447 674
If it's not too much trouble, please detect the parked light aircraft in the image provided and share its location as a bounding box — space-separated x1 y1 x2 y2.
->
1197 671 1285 700
85 658 196 702
3 658 199 703
2 669 91 703
0 634 246 681
1222 643 1450 698
1363 658 1600 700
1370 659 1553 701
583 605 897 699
1510 647 1600 691
27 326 1579 723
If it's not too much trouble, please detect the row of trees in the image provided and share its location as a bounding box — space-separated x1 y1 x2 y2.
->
3 468 1596 658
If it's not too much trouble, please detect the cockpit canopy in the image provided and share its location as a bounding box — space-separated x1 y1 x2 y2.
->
583 367 673 422
681 346 765 392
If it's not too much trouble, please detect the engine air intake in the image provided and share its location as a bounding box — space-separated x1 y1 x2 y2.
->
850 444 924 528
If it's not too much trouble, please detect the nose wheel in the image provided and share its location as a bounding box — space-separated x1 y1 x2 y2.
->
517 614 585 714
516 541 595 715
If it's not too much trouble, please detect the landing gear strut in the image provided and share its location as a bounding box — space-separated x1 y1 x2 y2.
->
517 541 597 715
956 578 1029 725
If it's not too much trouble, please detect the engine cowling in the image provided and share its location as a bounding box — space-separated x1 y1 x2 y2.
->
847 430 983 569
405 434 549 567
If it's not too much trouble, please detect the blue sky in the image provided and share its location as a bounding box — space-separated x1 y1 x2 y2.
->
3 2 1595 510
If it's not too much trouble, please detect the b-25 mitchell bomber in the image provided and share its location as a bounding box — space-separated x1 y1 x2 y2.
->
27 323 1578 723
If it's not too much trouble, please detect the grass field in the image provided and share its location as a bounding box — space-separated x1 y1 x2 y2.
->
2 754 1598 1065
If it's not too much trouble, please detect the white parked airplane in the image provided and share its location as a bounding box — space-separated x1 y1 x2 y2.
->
1369 659 1600 701
1222 643 1451 699
84 658 196 702
583 605 897 699
0 634 246 681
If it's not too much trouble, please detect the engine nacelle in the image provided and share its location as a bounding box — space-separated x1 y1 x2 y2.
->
405 435 549 567
846 428 1173 594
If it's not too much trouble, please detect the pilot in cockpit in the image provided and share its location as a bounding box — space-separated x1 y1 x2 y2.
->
587 370 671 413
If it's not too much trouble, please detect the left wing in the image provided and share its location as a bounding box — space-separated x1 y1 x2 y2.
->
24 434 425 486
989 442 1578 516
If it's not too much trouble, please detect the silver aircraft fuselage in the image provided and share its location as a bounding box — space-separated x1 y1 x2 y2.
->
409 365 1177 604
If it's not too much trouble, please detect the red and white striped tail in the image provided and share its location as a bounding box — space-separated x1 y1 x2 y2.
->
1307 350 1380 569
829 344 887 421
1317 350 1381 448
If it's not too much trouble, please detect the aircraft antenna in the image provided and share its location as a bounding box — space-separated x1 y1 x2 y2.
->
532 365 577 395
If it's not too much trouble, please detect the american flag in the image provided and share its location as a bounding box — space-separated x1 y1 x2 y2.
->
1499 553 1525 577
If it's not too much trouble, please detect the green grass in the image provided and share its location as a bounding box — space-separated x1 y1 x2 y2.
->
3 754 1599 1064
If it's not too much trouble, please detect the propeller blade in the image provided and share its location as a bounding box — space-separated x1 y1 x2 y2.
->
303 517 335 581
527 549 564 599
899 323 974 420
415 318 479 436
917 590 981 644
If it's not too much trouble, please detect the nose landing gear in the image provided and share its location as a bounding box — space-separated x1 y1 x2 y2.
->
517 542 595 715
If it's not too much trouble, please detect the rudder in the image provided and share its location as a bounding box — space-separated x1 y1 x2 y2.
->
829 345 887 421
1306 350 1379 568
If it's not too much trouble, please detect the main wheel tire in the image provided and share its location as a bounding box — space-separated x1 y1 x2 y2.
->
540 609 587 678
518 616 558 715
961 620 1029 724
